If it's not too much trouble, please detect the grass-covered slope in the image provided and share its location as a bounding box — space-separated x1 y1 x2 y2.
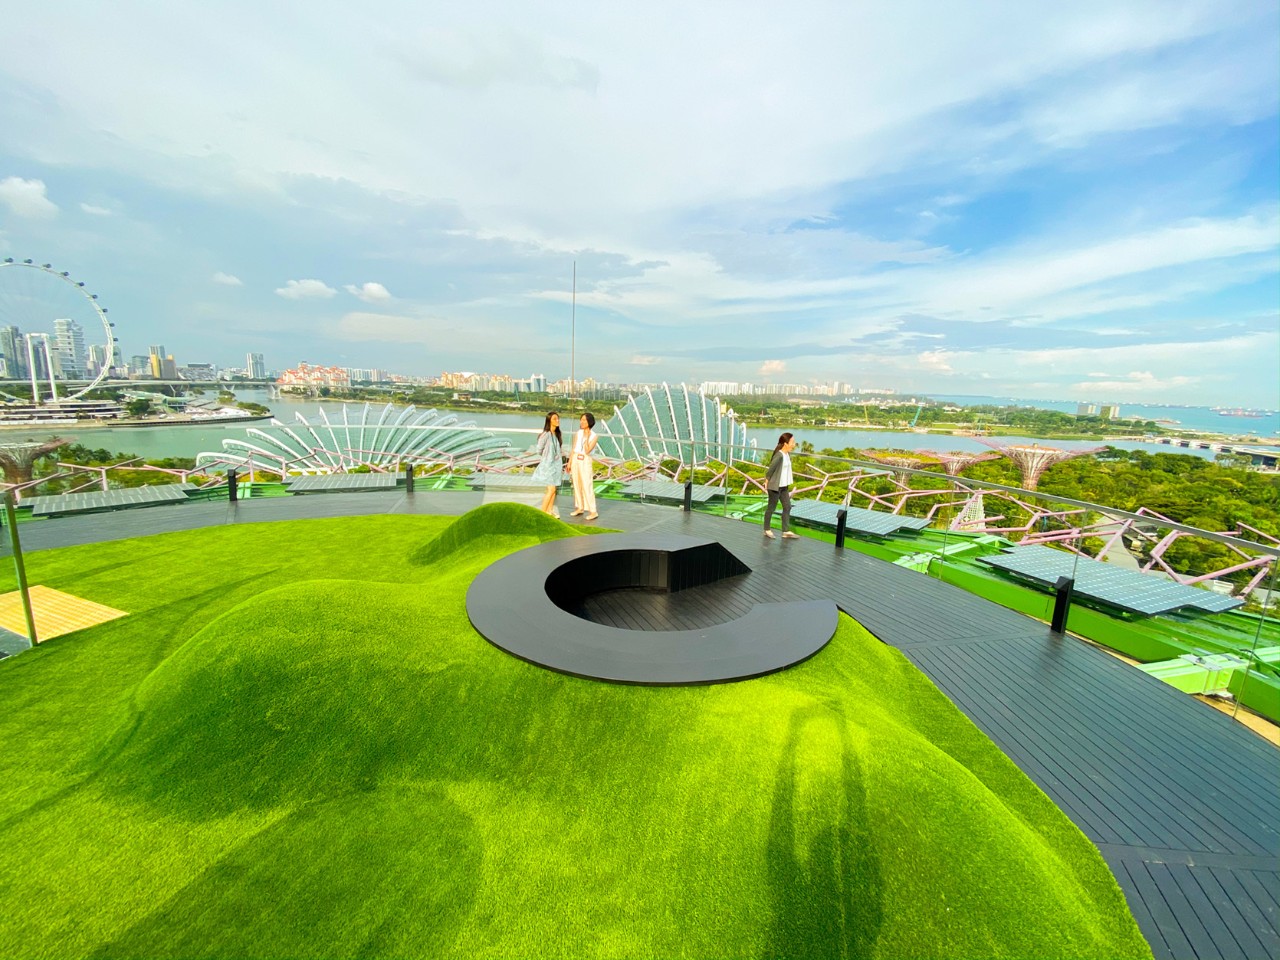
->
0 503 1151 959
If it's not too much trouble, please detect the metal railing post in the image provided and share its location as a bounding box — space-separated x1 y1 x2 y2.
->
227 468 238 503
1051 576 1074 634
835 508 848 549
4 491 38 645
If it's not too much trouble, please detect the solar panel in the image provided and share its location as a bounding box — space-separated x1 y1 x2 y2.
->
24 484 195 516
619 480 724 503
285 473 399 492
788 500 931 537
979 544 1244 615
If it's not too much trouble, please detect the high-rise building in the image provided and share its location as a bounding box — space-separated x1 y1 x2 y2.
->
53 318 87 378
86 343 109 377
0 326 27 378
698 381 742 395
246 352 267 379
148 345 166 379
27 334 51 380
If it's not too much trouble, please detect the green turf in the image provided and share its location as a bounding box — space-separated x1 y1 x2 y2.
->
0 503 1151 959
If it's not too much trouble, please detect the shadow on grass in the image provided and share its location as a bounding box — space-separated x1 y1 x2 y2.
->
90 786 482 959
765 702 883 959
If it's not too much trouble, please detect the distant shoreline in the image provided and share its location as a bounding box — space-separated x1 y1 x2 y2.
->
0 412 273 431
3 401 1275 451
762 421 1280 446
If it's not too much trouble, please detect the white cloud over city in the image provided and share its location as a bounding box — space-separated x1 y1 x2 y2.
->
0 177 58 219
0 0 1275 405
275 279 336 300
344 282 392 303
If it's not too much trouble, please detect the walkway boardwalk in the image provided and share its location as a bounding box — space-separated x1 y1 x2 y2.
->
6 489 1278 960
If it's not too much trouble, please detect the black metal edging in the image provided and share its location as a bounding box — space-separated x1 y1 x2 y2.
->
466 532 838 685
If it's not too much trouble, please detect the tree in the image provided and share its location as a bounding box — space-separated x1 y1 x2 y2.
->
1214 451 1254 471
126 397 153 418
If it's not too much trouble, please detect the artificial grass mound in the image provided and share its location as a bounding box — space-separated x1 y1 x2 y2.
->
0 506 1152 960
409 500 576 565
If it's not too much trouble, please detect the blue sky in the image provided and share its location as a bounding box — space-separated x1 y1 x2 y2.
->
0 1 1276 406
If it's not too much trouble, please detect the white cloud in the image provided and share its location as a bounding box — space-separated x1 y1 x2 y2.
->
275 278 336 299
917 214 1279 318
759 359 787 376
885 330 1278 404
213 271 243 286
344 281 392 302
4 2 1271 234
0 177 58 219
1068 370 1196 394
79 202 112 216
917 350 954 373
0 2 1274 405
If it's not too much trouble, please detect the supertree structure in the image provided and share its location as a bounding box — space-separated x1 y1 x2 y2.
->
860 451 939 470
976 439 1103 491
0 438 69 488
917 452 1003 528
931 451 1002 476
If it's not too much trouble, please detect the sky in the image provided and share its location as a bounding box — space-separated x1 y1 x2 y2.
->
0 1 1277 407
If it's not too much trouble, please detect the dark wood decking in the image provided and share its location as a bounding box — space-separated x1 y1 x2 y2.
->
8 489 1279 960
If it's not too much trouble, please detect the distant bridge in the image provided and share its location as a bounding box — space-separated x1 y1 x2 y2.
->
0 378 275 390
1137 435 1280 468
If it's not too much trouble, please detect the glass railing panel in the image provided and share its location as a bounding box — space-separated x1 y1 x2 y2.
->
4 416 1278 736
1234 564 1280 727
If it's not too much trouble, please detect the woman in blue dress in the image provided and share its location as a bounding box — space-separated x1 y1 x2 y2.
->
534 411 565 515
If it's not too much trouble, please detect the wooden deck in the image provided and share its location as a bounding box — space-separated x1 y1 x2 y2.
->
7 489 1278 960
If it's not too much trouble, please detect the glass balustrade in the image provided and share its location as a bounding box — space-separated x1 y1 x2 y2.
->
2 422 1277 733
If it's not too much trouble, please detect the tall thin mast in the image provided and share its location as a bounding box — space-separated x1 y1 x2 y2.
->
571 261 576 398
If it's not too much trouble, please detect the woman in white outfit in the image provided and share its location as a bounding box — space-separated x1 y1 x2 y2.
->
763 432 800 539
569 412 599 520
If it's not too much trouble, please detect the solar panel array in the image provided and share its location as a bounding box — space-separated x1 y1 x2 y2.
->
789 500 932 537
619 480 724 503
24 484 195 516
285 473 399 492
979 543 1244 615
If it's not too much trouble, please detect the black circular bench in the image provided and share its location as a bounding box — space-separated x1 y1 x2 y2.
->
466 533 838 685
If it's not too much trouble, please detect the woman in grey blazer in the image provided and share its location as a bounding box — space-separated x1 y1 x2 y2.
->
763 432 800 539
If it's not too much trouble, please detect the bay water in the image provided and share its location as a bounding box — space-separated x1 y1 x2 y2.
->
6 388 1267 463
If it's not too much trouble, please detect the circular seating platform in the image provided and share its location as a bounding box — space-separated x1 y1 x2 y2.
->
466 532 837 685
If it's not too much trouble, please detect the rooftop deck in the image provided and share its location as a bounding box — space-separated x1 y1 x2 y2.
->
6 488 1277 960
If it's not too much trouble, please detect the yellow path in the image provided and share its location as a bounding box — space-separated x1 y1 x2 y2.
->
0 585 127 641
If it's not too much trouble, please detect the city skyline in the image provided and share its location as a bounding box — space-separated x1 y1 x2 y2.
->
0 2 1277 407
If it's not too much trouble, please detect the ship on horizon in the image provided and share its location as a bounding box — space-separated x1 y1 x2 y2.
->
1214 407 1272 418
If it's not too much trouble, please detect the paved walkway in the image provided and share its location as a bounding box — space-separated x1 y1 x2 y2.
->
5 489 1278 960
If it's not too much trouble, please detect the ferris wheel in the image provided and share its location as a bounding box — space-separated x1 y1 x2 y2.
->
0 258 118 403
